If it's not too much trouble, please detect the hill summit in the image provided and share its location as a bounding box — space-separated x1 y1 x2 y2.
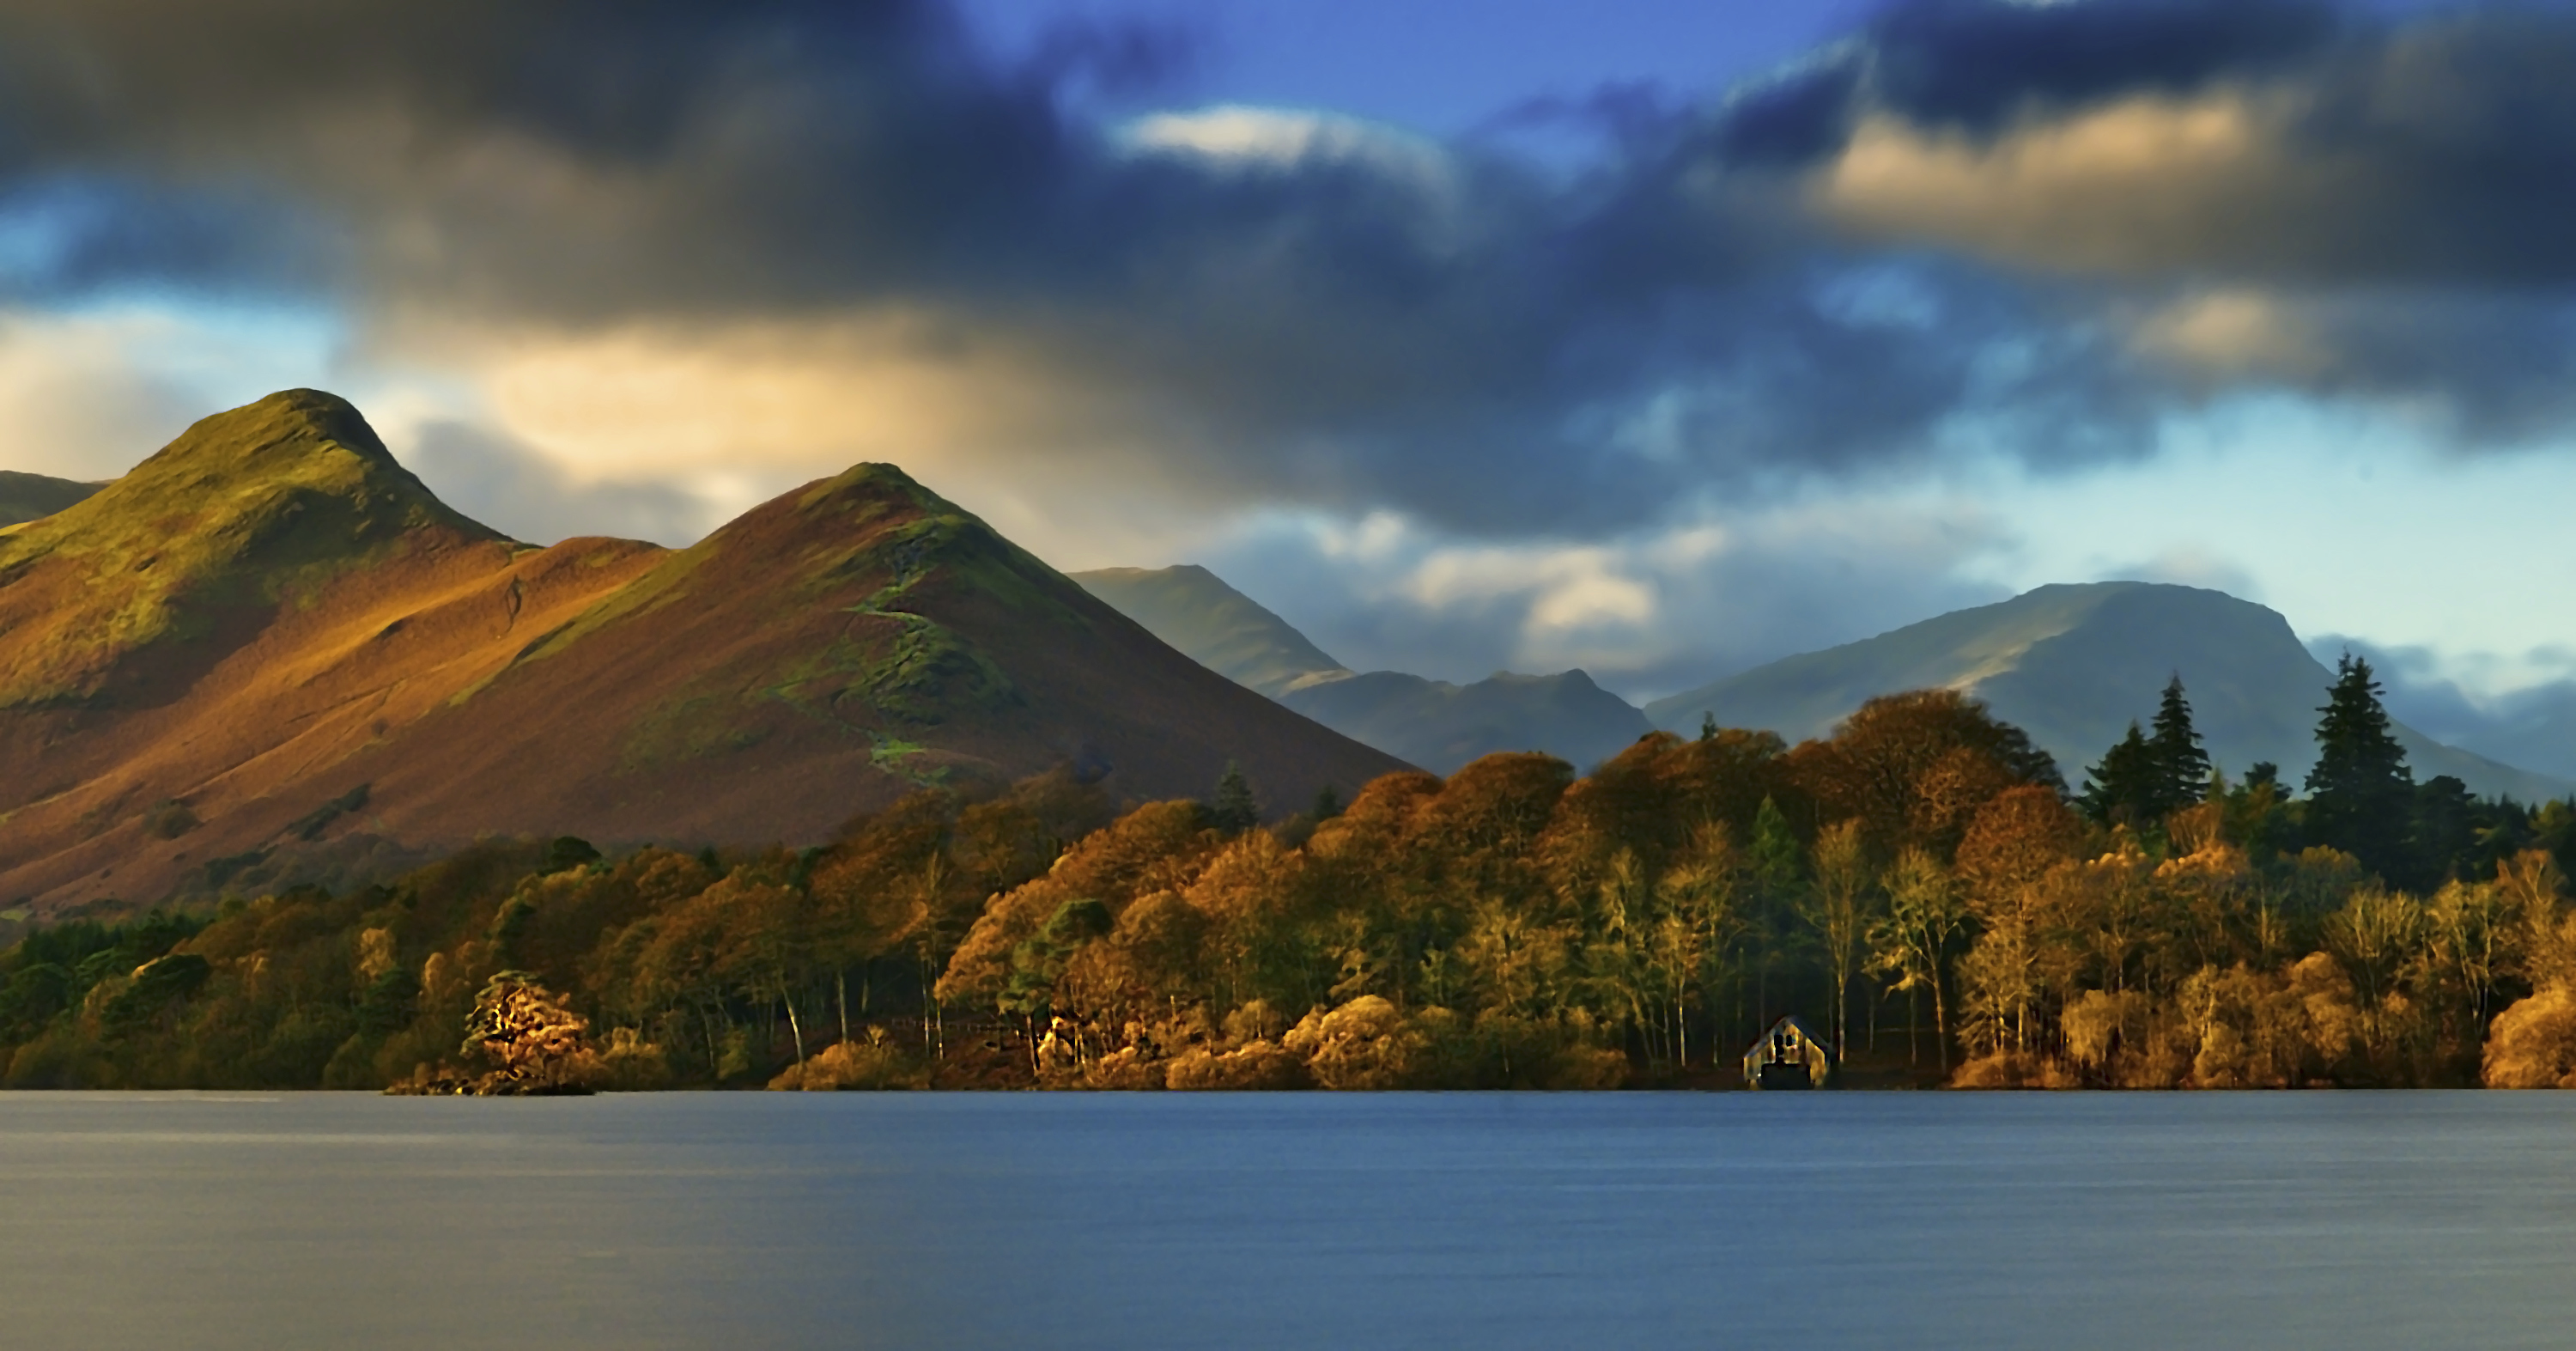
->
0 390 496 709
0 393 1404 912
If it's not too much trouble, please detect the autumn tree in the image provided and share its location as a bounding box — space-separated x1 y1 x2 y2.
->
1795 689 2063 856
1869 848 1965 1069
1800 819 1875 1061
462 971 595 1093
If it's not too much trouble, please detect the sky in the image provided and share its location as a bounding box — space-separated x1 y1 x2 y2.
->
3 0 2575 717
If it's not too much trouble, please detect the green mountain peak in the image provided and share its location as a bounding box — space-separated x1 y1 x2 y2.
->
0 389 501 708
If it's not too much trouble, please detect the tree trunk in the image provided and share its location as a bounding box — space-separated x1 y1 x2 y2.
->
784 991 806 1070
837 970 850 1047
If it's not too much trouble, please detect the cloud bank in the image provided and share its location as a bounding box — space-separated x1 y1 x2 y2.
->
4 0 2576 688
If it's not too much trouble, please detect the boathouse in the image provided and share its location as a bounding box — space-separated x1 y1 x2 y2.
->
1743 1015 1832 1089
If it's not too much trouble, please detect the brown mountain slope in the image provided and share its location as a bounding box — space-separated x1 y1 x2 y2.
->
0 393 1406 912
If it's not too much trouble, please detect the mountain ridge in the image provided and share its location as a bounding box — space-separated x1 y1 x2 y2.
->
1644 581 2568 802
0 393 1406 912
1071 563 1654 773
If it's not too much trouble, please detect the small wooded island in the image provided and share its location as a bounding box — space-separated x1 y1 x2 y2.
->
10 669 2576 1092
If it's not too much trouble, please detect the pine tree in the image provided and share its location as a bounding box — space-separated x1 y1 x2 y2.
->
1211 761 1260 833
1309 783 1344 822
1747 796 1805 1024
1748 796 1804 901
2079 721 2158 828
2305 653 2414 877
2148 674 2212 815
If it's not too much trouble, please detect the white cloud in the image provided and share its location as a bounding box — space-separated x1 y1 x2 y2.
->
1188 488 2011 698
0 302 337 480
1123 105 1450 179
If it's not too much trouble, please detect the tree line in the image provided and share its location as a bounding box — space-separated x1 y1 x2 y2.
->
8 663 2576 1090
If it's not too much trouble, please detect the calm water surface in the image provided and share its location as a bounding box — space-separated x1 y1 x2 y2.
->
3 1091 2573 1349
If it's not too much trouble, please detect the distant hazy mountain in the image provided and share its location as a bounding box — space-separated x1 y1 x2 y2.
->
1643 581 2569 803
1071 564 1653 774
1070 564 1346 698
2446 689 2576 782
0 471 102 526
1278 669 1652 776
2350 662 2576 785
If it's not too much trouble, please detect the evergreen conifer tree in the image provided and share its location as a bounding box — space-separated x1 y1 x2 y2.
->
1211 761 1260 833
2305 654 2414 876
1748 796 1804 901
1309 783 1343 822
2148 674 2212 815
2079 721 2158 827
1746 796 1805 1023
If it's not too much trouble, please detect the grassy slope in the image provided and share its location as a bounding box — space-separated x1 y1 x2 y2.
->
1 409 1408 912
0 390 501 709
348 462 1410 850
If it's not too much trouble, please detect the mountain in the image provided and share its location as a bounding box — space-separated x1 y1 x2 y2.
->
1643 581 2570 803
1072 564 1345 697
1070 563 1654 774
0 391 1406 913
0 471 102 526
1279 669 1652 776
2360 671 2576 785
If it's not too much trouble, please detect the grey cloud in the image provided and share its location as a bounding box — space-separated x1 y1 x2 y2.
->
399 420 725 547
1863 0 2339 137
0 0 2187 539
1 0 2574 542
1735 1 2576 289
1202 502 2010 700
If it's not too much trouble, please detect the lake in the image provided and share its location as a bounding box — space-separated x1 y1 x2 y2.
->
3 1091 2572 1349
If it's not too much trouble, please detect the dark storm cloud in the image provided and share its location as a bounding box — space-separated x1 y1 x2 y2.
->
3 0 2576 538
1745 0 2576 288
1863 0 2340 135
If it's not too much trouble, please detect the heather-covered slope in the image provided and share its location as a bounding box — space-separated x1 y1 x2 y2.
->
1644 582 2568 801
1073 562 1652 773
345 462 1409 851
0 472 100 526
0 393 1404 912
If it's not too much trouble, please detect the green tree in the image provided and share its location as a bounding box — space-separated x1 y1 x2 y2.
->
2079 721 2159 829
1746 796 1804 1023
1212 761 1260 833
2306 654 2415 879
2148 675 2212 815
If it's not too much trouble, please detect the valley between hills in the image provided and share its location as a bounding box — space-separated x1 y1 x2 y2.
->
6 390 2576 1095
